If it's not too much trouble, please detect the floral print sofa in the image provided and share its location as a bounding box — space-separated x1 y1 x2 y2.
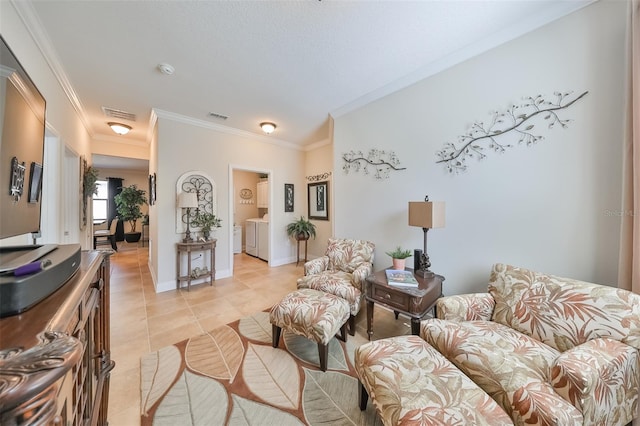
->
421 263 640 426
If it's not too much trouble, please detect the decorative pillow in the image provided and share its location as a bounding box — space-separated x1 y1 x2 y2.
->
325 238 374 273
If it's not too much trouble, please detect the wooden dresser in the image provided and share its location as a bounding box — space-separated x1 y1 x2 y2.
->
0 250 114 425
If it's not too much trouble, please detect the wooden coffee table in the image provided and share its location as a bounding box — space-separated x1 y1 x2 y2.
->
364 268 444 340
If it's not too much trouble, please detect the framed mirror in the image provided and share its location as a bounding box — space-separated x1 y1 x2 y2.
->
308 181 328 221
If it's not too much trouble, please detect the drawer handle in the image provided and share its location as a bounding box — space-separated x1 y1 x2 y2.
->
384 293 391 299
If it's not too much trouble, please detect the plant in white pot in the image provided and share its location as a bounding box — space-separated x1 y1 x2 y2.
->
385 246 412 270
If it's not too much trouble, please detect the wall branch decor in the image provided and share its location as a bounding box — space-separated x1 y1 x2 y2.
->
342 149 406 179
436 90 588 174
306 172 332 182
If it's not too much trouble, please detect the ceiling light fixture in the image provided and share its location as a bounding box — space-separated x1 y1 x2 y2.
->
108 122 132 135
157 63 175 75
260 122 276 134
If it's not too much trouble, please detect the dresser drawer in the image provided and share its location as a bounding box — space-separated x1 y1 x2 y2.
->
370 285 410 311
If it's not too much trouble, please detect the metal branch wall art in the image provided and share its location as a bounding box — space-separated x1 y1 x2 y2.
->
342 149 406 179
436 90 588 174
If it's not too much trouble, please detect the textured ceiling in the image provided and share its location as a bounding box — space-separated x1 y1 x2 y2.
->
20 0 592 149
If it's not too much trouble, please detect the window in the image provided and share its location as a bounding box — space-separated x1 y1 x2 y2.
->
92 180 108 224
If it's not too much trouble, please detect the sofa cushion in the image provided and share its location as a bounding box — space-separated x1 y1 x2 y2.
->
325 238 374 273
488 263 640 352
297 271 362 316
421 318 583 425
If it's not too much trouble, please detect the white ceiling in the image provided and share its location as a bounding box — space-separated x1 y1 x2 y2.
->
20 0 592 150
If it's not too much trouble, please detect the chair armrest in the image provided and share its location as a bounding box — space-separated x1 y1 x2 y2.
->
435 293 495 321
304 256 329 275
551 337 640 425
351 263 373 291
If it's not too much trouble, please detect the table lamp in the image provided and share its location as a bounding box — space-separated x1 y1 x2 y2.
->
177 192 199 242
408 196 445 278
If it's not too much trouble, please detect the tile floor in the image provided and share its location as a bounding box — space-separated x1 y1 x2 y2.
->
106 243 412 425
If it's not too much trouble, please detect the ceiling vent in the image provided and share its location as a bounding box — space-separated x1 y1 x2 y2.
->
208 112 228 120
102 106 136 122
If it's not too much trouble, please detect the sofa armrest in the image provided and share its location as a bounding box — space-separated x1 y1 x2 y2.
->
551 337 640 425
435 293 495 321
351 262 373 291
304 256 329 276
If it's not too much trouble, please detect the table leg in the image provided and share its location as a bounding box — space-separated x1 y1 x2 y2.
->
210 245 214 286
296 239 301 266
176 250 180 289
366 300 374 340
410 318 421 336
304 239 308 264
187 250 192 291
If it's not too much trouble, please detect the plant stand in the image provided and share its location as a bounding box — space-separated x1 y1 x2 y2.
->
296 236 309 266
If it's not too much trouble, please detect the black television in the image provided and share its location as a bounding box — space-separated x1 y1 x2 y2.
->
0 35 46 241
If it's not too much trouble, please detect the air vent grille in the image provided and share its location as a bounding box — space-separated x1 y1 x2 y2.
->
208 112 229 120
102 107 136 122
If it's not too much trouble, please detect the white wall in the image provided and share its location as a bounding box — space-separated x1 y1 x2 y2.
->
152 115 306 292
333 0 628 295
1 2 94 249
304 141 334 258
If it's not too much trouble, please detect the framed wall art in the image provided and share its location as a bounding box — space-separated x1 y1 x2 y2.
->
28 162 43 203
149 173 157 206
308 181 328 221
284 183 294 212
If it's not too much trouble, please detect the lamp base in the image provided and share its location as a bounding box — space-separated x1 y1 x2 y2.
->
415 268 435 279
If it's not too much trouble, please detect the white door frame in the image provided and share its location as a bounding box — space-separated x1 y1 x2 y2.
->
228 165 272 275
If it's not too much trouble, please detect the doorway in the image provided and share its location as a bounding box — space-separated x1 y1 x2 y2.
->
229 166 272 275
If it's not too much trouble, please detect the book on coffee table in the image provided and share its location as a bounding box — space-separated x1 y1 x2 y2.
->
385 269 419 287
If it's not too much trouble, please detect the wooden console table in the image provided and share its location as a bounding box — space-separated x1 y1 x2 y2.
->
0 250 114 425
176 239 216 291
365 268 444 339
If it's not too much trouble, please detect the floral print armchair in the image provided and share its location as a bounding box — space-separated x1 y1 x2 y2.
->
421 263 640 426
297 238 374 335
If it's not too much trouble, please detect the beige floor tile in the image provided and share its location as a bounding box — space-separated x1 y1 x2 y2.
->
148 322 203 351
107 247 406 424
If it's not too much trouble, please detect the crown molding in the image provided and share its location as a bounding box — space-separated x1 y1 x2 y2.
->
12 0 94 138
92 133 148 148
303 138 331 152
331 0 596 118
152 108 303 151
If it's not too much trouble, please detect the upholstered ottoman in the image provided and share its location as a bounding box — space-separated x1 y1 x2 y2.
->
270 289 350 371
355 335 514 425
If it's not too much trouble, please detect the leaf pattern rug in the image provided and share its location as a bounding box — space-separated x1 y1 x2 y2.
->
140 311 382 425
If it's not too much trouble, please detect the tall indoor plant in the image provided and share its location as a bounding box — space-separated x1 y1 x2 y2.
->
114 184 147 242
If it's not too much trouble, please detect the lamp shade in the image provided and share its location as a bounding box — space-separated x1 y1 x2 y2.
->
177 192 198 208
408 201 445 229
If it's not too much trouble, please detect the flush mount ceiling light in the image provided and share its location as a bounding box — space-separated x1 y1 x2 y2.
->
157 63 175 75
108 122 132 135
260 122 276 134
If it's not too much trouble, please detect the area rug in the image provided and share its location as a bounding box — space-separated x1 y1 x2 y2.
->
140 311 382 425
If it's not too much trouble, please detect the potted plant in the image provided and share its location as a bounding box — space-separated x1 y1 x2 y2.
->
114 184 147 243
192 212 222 240
385 246 412 270
286 216 317 241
